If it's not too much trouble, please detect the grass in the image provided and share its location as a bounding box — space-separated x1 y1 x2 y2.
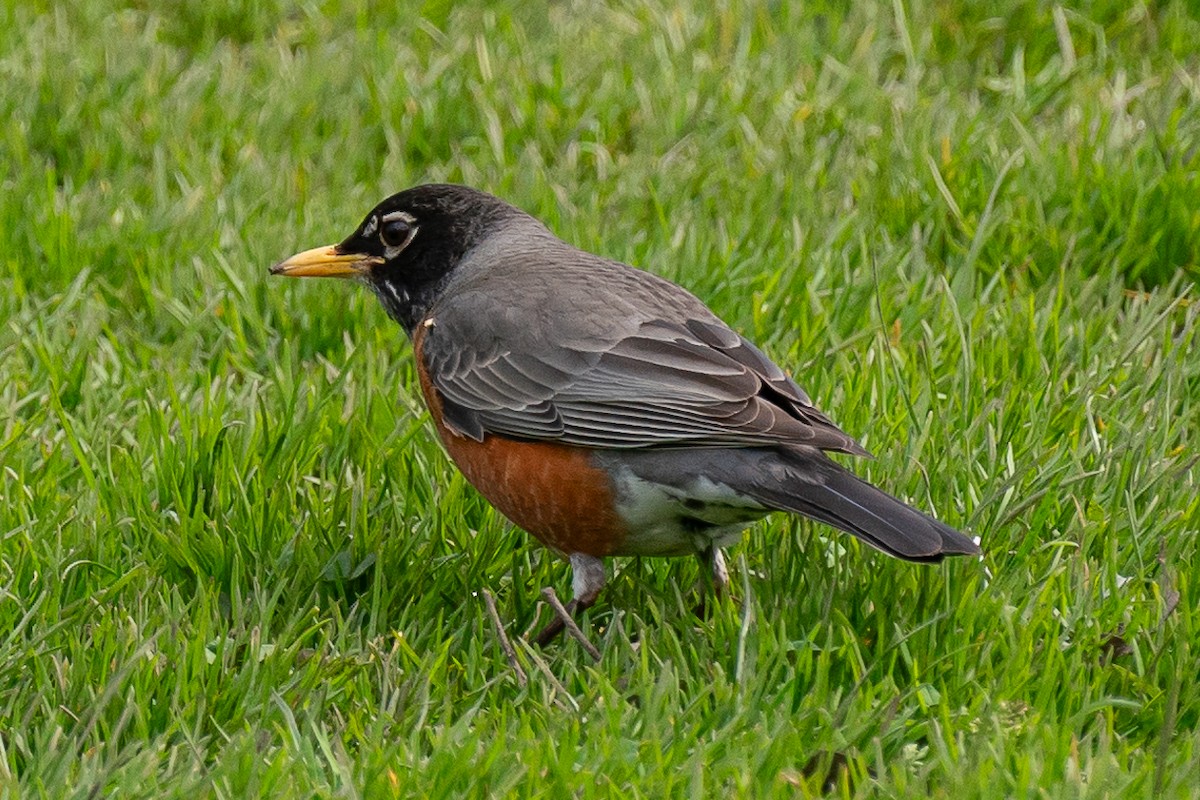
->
1 0 1198 796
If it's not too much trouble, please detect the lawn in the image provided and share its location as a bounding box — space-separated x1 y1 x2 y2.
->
1 0 1198 796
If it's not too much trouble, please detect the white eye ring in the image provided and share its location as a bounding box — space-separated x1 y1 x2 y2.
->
380 211 418 253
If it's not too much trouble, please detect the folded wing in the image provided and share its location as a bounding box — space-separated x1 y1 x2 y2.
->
420 289 868 456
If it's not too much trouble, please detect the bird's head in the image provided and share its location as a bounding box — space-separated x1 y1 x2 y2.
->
270 183 519 333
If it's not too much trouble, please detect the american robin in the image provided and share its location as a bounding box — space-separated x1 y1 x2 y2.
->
271 184 980 644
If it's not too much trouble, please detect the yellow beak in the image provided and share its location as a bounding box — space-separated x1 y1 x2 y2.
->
269 245 383 278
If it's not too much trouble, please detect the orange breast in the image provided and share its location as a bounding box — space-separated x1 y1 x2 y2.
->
413 327 627 557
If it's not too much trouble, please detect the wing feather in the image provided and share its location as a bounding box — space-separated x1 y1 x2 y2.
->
422 318 865 455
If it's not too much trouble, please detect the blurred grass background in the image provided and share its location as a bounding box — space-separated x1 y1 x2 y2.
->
0 0 1198 796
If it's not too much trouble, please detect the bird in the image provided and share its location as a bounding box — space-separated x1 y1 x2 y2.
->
271 184 980 644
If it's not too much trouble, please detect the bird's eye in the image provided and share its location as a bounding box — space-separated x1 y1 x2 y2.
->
381 217 415 248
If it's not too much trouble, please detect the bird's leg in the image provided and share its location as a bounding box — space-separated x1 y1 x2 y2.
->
693 545 729 617
708 546 730 595
532 552 606 648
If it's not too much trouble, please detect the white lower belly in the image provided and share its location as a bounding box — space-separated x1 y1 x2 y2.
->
608 468 768 556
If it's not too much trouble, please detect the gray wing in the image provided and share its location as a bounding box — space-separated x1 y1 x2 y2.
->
418 247 868 456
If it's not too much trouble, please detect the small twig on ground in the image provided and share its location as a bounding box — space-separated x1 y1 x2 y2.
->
519 642 577 712
481 589 527 687
540 587 601 662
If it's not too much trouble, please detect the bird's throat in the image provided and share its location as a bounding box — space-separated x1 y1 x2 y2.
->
370 278 443 337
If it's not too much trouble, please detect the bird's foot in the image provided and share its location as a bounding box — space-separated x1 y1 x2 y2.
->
532 587 601 660
529 553 605 659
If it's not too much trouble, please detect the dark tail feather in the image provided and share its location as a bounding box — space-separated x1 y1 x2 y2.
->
753 453 980 563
